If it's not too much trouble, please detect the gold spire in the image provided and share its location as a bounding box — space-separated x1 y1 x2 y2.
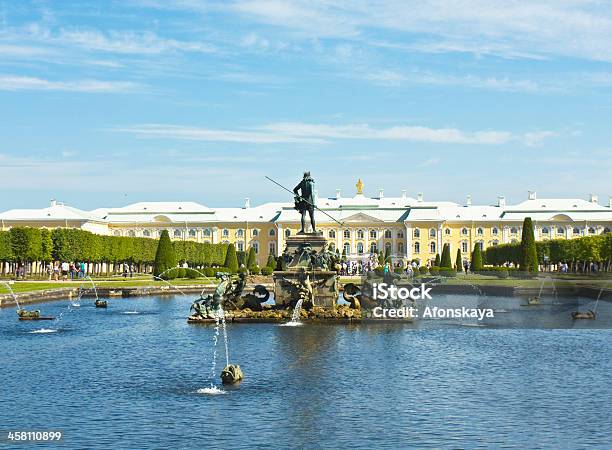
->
356 178 364 195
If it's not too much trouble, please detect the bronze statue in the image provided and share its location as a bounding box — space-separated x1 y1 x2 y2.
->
293 171 316 234
281 273 327 308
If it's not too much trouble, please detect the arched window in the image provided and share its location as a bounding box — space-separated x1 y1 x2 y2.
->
174 229 182 237
357 229 364 239
414 242 420 253
556 227 565 235
357 242 364 254
429 228 436 238
370 242 377 253
236 229 244 237
252 229 259 237
491 240 499 246
343 242 350 255
285 229 291 237
269 229 275 236
384 229 392 239
252 242 259 254
329 230 336 239
370 230 377 239
143 230 151 237
492 227 499 236
476 227 484 236
510 227 518 235
344 230 351 239
604 227 610 234
269 242 276 254
128 230 135 237
573 227 581 235
588 227 596 234
397 230 404 238
397 242 404 253
461 227 468 236
189 228 197 237
222 229 229 238
429 242 436 253
385 242 392 254
461 241 468 253
203 228 211 237
542 227 549 235
413 228 420 238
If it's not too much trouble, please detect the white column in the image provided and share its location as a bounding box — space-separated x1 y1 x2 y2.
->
405 223 412 260
277 224 283 255
437 223 443 255
212 227 218 244
336 229 342 253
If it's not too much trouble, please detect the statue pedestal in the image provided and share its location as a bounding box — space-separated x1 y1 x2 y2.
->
273 234 339 309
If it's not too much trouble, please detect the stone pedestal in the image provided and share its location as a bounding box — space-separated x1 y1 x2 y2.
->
273 234 339 309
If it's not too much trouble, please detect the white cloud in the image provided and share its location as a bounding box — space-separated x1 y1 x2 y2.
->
0 75 142 93
117 121 553 146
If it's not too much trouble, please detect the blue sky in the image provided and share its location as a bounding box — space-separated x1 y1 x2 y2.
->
1 0 611 210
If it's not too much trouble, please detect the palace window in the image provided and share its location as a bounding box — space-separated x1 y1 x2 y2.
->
397 242 404 253
370 230 377 239
385 242 392 254
429 228 436 238
542 227 549 235
588 227 596 234
573 227 581 235
476 227 484 236
269 229 275 236
385 229 392 239
510 227 518 235
477 240 484 250
429 242 436 253
252 242 259 254
491 240 499 246
189 229 197 237
556 227 565 235
413 228 420 238
370 242 377 253
203 228 211 237
174 229 182 237
329 230 336 239
143 230 151 237
492 227 499 236
357 242 364 254
285 229 291 237
604 227 610 234
269 242 276 254
461 227 468 236
222 229 229 238
357 229 364 239
397 230 404 238
414 242 420 253
128 230 135 237
237 241 244 252
252 229 259 237
445 228 451 235
461 241 468 253
236 229 244 237
344 230 351 239
343 243 351 255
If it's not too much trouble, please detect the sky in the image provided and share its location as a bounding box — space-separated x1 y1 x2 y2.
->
0 0 611 211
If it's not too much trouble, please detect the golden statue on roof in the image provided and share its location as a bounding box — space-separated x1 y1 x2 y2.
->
356 178 364 195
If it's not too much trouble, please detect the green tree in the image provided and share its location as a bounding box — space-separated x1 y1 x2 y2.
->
40 229 53 262
471 244 483 271
246 247 258 272
455 248 462 271
153 230 176 277
440 244 452 268
224 243 239 273
265 253 276 270
519 217 538 272
434 253 441 267
384 245 391 264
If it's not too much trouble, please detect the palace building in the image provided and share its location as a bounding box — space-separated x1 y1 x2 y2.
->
1 181 611 267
